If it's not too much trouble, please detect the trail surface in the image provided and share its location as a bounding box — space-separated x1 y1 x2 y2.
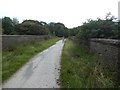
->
3 40 64 88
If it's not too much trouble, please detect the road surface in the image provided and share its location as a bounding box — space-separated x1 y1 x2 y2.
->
2 40 64 88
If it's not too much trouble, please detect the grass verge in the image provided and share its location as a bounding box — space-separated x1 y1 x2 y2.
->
2 38 60 83
60 39 114 88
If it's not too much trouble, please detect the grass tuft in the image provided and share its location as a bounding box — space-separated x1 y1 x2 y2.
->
60 39 114 88
2 38 60 83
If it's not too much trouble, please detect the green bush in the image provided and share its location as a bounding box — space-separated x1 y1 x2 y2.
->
15 21 50 35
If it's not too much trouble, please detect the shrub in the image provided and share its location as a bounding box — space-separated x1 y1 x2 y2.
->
15 22 50 35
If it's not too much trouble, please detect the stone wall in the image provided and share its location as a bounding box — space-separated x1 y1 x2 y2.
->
90 38 120 85
2 35 49 49
90 38 120 68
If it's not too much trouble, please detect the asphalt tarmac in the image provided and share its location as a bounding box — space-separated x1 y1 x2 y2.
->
2 40 64 88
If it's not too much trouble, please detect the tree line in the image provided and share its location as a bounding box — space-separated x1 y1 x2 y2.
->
1 12 119 39
71 13 119 40
1 17 68 37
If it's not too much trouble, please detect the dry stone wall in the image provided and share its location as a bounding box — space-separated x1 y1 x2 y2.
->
2 35 48 49
90 38 120 85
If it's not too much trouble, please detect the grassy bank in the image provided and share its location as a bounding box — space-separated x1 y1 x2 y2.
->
60 39 114 88
2 38 60 82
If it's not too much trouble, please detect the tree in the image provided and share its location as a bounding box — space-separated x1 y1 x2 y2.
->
40 21 47 26
74 13 118 41
48 22 68 37
69 26 80 36
15 20 50 35
117 20 120 39
105 12 117 21
22 20 42 25
12 18 19 25
2 17 14 34
0 18 2 34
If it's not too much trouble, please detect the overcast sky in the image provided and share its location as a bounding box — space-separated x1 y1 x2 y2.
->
0 0 119 28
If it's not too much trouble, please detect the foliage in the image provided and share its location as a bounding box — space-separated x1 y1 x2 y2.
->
74 13 119 40
12 18 19 25
69 26 80 36
2 17 14 34
15 20 50 35
2 17 69 36
60 39 115 88
0 18 2 34
2 13 119 38
22 20 42 25
48 22 68 37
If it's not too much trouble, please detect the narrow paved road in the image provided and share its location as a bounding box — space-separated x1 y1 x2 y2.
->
3 40 64 88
